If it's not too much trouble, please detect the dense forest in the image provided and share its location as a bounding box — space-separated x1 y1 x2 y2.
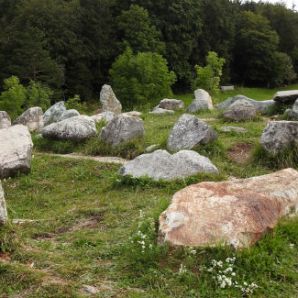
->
1 0 298 102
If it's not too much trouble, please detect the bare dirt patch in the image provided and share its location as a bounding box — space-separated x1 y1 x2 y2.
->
228 143 254 164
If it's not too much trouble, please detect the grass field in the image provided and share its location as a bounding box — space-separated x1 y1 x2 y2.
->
1 86 298 297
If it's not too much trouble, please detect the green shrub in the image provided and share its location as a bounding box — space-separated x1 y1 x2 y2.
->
110 47 176 109
65 94 88 114
193 51 225 94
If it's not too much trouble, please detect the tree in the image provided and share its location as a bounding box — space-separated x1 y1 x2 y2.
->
272 52 296 86
233 11 280 86
109 48 176 109
193 51 225 94
117 4 165 54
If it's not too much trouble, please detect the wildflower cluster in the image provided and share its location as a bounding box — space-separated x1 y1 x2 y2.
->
205 257 259 295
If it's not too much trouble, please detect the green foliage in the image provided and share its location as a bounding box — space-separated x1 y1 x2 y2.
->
272 52 296 86
117 4 165 54
110 48 176 109
193 51 225 94
0 76 52 119
65 94 88 114
0 224 19 253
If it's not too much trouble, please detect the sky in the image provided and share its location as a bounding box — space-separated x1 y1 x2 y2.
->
260 0 298 9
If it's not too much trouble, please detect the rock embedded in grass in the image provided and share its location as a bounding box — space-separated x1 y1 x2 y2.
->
167 114 217 152
273 90 298 104
223 99 257 122
150 107 175 115
220 126 248 134
0 111 11 129
260 120 298 154
100 114 144 146
100 84 122 114
0 181 8 224
14 107 44 132
0 125 33 178
187 89 213 112
42 116 97 141
43 101 67 126
119 149 218 181
157 98 184 111
159 168 298 249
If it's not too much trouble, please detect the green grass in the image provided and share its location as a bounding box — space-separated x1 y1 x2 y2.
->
1 85 298 297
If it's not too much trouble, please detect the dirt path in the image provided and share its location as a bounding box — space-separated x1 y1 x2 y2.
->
36 152 128 165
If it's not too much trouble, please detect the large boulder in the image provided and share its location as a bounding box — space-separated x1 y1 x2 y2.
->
217 95 275 114
150 107 175 115
159 168 298 249
0 111 11 129
14 107 44 132
285 99 298 120
101 114 144 146
0 125 33 178
223 99 257 122
167 114 217 152
273 90 298 104
260 121 298 154
0 182 8 224
187 89 213 112
120 150 218 181
59 109 80 121
42 116 97 141
100 85 122 114
43 102 67 126
158 99 184 111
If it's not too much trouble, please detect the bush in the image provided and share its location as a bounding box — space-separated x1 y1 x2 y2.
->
193 51 225 94
110 48 176 109
0 76 52 119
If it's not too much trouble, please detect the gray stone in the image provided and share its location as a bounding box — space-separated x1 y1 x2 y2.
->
0 182 8 224
123 111 142 118
0 111 11 129
273 90 298 104
0 125 33 178
187 89 213 112
91 111 115 123
43 102 67 126
260 121 298 154
221 85 235 91
223 99 257 121
101 114 144 146
285 99 298 120
120 150 218 181
167 114 217 152
60 109 80 121
220 126 248 134
100 84 122 114
150 107 175 115
217 95 275 114
158 99 184 111
145 144 160 153
14 107 44 132
42 116 97 141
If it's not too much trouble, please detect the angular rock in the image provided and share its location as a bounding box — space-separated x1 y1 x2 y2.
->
0 125 33 178
158 99 184 111
42 116 97 141
150 107 175 115
43 101 67 126
14 107 44 132
0 111 11 129
273 90 298 104
120 150 218 181
60 109 80 121
187 89 213 112
260 121 298 154
0 182 8 224
159 168 298 248
101 114 144 146
220 126 248 134
285 99 298 120
223 99 257 121
217 95 275 114
167 114 217 152
100 84 122 114
91 111 115 123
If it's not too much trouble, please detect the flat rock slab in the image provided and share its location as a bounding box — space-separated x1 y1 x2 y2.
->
158 99 184 111
0 182 8 224
119 149 218 181
274 90 298 104
159 168 298 248
260 121 298 154
42 116 97 141
0 125 33 178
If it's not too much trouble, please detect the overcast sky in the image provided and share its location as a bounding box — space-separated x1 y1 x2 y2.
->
258 0 298 9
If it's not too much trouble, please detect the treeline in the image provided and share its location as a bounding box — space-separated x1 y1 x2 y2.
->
1 0 298 101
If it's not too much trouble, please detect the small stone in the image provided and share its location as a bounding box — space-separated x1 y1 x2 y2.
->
145 144 160 153
158 99 184 111
14 107 44 132
150 107 175 115
0 111 11 129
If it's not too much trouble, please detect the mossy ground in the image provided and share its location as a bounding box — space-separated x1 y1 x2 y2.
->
1 86 298 297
